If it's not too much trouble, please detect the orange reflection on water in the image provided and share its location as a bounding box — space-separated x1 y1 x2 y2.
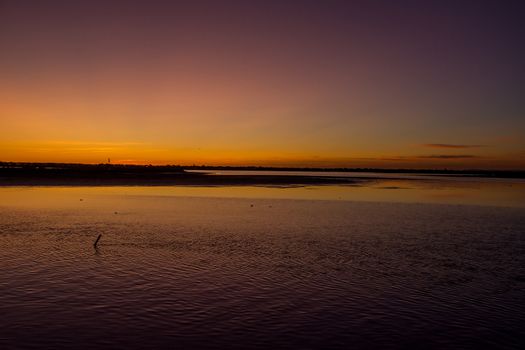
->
1 178 524 209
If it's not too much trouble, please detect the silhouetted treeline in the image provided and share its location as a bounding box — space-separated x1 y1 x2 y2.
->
0 162 184 173
0 162 185 181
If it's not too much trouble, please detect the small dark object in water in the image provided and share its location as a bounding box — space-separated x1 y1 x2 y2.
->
80 199 83 201
250 204 254 207
114 211 118 214
94 234 102 249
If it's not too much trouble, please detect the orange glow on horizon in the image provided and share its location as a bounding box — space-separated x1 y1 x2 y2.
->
1 139 524 170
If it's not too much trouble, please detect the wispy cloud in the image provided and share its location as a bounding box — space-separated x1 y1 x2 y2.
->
377 156 411 161
418 154 477 159
422 143 486 149
46 141 147 147
373 154 478 161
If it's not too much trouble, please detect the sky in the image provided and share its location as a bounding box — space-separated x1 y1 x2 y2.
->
1 0 524 169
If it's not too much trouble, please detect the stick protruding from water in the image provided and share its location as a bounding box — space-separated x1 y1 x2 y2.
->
94 234 102 249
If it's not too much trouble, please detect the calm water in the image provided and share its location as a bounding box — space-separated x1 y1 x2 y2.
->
1 180 525 349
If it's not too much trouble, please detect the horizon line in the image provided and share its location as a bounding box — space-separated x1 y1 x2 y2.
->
1 161 524 173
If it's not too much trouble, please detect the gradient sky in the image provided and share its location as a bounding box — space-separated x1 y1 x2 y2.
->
1 0 524 169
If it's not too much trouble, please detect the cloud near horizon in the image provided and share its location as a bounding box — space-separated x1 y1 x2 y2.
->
379 154 478 161
422 144 486 149
418 155 477 159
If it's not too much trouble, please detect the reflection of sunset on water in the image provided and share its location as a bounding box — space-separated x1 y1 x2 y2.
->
2 177 524 209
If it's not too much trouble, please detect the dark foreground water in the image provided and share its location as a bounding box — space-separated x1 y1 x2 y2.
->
1 185 525 349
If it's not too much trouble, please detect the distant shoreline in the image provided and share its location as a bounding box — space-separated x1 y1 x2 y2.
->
0 162 523 186
184 165 525 178
0 174 366 187
0 162 363 186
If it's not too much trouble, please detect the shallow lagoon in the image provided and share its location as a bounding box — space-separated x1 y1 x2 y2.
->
1 179 524 348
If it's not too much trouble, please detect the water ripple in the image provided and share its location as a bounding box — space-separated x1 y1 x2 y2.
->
1 199 524 349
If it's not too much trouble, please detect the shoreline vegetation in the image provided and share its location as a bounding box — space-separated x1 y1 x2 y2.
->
0 162 524 186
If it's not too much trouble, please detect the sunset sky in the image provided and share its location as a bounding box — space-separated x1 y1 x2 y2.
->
1 0 524 169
